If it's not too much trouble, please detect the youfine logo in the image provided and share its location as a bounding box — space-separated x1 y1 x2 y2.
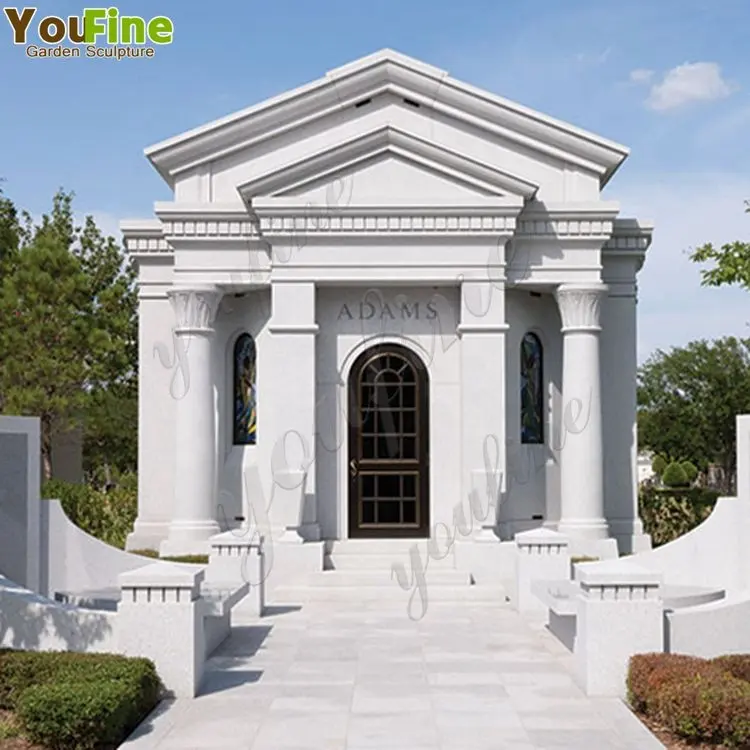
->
3 7 174 59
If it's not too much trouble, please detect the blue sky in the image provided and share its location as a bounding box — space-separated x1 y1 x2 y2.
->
2 0 750 361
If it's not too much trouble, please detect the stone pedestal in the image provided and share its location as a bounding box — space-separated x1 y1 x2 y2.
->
205 530 266 616
574 561 663 697
117 563 205 698
512 527 570 613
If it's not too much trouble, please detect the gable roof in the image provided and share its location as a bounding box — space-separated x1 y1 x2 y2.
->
145 49 629 189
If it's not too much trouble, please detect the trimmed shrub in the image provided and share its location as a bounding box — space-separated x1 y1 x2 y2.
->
628 653 750 747
713 654 750 684
651 454 667 477
627 653 709 713
17 680 138 750
661 461 689 487
652 669 750 746
0 650 160 715
680 461 698 484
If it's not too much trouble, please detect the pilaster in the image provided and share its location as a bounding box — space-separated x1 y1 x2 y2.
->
266 280 320 541
458 262 510 540
601 223 653 553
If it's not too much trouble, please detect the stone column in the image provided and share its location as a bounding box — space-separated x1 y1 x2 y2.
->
555 283 609 541
160 285 223 557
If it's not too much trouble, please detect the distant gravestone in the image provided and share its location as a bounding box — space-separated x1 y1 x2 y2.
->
0 416 41 591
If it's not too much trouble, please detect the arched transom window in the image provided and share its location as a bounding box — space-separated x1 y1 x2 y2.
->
520 332 544 444
233 333 257 445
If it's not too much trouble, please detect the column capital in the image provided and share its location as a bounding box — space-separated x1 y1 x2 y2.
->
555 283 608 333
167 285 223 334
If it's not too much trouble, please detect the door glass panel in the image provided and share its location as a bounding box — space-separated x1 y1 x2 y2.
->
349 346 427 537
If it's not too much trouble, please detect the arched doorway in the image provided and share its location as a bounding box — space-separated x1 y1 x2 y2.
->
347 343 430 538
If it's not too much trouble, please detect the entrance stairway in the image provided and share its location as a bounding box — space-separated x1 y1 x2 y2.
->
269 540 507 605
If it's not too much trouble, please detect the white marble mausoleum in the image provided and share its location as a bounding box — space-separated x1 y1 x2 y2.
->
121 49 653 568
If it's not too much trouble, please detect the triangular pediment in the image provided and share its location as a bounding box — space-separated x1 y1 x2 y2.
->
145 49 629 190
235 125 539 205
281 152 495 203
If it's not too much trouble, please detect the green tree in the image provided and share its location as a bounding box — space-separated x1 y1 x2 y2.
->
681 460 699 484
651 454 667 477
689 201 750 289
661 461 689 487
0 189 137 479
637 337 750 493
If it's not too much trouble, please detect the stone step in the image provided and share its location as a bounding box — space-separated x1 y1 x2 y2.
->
328 539 457 557
304 569 470 587
268 584 506 604
327 553 457 571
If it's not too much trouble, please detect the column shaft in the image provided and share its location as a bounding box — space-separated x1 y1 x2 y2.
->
161 286 222 556
556 283 608 541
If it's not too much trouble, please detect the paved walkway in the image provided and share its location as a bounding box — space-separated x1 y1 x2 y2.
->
122 596 664 750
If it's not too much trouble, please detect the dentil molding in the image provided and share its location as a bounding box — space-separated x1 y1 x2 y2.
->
555 283 608 332
168 287 223 333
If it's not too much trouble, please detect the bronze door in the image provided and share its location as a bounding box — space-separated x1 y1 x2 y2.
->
348 343 429 538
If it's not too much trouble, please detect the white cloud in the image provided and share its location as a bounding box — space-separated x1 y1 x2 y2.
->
644 62 734 111
629 68 653 84
610 173 750 362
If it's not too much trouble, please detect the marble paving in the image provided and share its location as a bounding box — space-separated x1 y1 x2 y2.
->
121 594 664 749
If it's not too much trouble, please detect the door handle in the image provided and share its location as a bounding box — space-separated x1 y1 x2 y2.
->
350 459 358 477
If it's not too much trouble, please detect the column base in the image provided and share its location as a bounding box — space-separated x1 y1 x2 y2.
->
557 518 610 541
125 520 170 552
608 518 652 555
160 520 220 558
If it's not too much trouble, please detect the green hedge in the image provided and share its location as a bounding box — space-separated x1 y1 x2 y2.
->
17 681 139 750
628 653 750 746
42 474 137 549
130 549 209 565
0 650 161 748
639 486 720 546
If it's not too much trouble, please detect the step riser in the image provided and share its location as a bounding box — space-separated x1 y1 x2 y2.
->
327 555 457 571
328 540 459 557
270 587 505 603
306 572 470 587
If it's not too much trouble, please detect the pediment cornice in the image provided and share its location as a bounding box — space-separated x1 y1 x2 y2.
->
236 125 540 201
145 50 629 188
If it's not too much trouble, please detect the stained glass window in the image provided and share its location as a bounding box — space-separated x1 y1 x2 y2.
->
521 332 544 444
233 333 257 445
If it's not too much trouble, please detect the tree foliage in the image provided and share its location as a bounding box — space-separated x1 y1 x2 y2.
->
662 461 688 487
0 188 137 478
637 337 750 493
651 455 667 477
689 201 750 290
